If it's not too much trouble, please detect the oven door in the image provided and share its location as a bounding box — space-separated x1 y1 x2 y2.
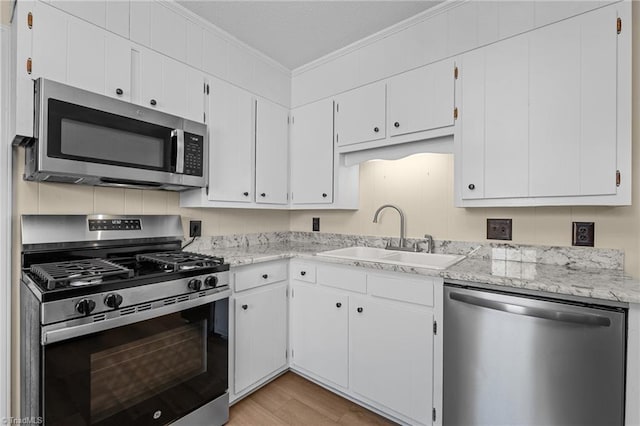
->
42 297 229 426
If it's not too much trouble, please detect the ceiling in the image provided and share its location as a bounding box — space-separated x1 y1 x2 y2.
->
177 1 441 70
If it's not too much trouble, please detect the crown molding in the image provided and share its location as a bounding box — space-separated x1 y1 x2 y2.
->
160 0 292 76
292 0 465 76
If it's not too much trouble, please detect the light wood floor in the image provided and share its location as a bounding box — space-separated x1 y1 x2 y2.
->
228 372 396 425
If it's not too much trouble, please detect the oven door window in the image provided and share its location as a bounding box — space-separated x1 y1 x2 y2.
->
43 300 228 426
46 99 176 172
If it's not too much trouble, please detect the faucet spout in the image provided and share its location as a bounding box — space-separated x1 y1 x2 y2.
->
372 204 406 248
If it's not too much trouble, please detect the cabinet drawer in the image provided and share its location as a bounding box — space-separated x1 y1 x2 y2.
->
367 273 435 307
234 262 288 292
291 262 316 283
317 265 366 294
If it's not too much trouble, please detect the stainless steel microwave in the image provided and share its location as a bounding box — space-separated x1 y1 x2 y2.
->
23 78 207 191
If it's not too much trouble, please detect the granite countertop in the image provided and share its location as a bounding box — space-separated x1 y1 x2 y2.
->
189 235 640 305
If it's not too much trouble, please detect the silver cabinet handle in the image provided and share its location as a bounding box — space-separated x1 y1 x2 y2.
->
449 292 611 327
172 129 185 174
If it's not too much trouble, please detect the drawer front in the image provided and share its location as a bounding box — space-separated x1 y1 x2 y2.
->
234 261 288 292
291 262 316 283
317 264 366 294
367 273 435 307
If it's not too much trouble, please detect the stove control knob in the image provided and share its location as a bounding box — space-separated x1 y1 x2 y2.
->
104 293 123 309
188 279 202 291
76 299 96 316
204 275 219 287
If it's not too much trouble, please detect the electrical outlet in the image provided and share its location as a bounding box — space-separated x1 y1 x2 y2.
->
487 219 512 240
312 217 320 232
189 220 202 238
572 222 594 247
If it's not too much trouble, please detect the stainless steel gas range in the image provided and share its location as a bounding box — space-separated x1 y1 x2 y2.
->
20 215 231 426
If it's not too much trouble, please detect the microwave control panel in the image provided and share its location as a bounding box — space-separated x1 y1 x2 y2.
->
183 133 204 177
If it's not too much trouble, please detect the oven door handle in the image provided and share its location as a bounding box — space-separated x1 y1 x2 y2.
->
172 129 185 174
42 289 231 345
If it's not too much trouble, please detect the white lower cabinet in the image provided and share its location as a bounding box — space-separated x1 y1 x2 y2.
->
350 295 433 425
232 264 288 398
290 283 349 388
290 262 441 425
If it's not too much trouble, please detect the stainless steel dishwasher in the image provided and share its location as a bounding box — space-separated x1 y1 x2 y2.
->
443 284 626 426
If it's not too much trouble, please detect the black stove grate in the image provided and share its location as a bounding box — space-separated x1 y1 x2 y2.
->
30 259 134 290
136 251 224 271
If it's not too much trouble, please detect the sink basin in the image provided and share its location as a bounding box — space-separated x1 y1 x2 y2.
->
317 247 465 270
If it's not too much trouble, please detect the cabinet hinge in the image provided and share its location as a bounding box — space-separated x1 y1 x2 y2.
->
616 170 621 187
205 184 209 196
336 103 339 113
617 17 622 34
206 83 210 94
336 133 339 144
433 408 437 422
27 12 33 29
453 107 458 120
291 288 294 298
285 349 288 359
291 349 294 358
26 58 32 75
433 320 438 335
203 112 206 123
454 66 458 79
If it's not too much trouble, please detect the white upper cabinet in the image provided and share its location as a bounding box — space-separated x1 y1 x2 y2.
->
105 0 130 38
66 20 105 94
49 0 106 28
459 35 529 200
105 34 132 102
255 99 289 205
529 6 618 198
208 78 255 203
388 59 455 138
290 99 335 204
31 2 68 83
137 48 204 122
456 3 630 207
149 2 187 62
334 82 386 147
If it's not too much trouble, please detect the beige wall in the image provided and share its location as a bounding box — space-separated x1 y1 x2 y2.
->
0 1 10 26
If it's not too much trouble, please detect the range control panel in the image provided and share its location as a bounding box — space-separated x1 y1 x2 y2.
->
89 219 142 231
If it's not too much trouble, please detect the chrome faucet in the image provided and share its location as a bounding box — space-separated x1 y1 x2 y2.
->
372 204 411 251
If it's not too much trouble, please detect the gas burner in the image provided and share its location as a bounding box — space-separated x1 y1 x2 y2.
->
30 259 133 290
136 251 224 272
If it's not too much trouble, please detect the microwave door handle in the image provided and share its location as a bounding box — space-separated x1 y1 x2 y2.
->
172 129 185 174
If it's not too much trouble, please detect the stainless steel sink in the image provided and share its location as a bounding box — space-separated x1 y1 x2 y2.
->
316 247 465 270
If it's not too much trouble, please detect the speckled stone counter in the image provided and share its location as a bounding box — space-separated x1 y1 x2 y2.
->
186 232 640 304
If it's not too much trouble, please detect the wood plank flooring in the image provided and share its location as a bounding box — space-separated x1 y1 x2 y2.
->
228 372 396 425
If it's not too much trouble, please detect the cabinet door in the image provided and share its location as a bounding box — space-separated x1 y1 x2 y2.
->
67 18 105 94
234 284 288 394
105 34 131 101
208 79 255 202
335 82 386 146
529 7 617 197
290 99 334 204
350 296 433 425
388 59 454 137
483 35 529 199
32 2 68 83
140 48 163 110
256 99 289 205
459 49 486 200
161 57 188 117
290 283 348 388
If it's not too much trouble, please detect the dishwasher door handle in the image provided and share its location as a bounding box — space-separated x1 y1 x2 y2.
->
449 292 611 327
